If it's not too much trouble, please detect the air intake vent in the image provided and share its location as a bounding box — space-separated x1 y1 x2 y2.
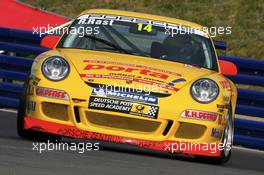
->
74 106 81 123
162 120 173 136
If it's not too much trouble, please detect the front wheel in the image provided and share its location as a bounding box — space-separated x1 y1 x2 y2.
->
17 74 36 139
195 106 234 164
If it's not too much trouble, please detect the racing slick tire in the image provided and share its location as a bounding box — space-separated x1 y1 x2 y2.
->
17 74 61 141
195 105 234 164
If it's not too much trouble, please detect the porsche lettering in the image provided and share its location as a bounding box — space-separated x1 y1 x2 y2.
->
84 64 169 79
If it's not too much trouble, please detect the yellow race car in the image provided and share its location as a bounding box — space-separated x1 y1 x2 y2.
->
17 9 238 164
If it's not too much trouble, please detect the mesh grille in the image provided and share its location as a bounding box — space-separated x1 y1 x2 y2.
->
86 111 161 133
175 122 206 139
42 102 68 121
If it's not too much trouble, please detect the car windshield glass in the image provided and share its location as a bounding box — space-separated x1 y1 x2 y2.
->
57 14 218 71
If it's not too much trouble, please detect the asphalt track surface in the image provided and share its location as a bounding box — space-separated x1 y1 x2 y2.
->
0 110 263 175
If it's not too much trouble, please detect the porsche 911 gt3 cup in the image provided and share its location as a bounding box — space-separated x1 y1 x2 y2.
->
17 9 238 164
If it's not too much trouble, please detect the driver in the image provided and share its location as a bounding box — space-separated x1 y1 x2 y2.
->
161 33 203 66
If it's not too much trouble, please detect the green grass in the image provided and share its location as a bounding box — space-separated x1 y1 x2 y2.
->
22 0 264 60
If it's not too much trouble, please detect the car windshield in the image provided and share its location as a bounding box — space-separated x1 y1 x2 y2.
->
57 14 218 71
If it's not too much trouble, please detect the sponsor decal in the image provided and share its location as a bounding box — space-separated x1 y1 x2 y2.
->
83 60 182 76
217 107 226 126
28 77 40 95
92 88 158 105
36 87 69 100
109 72 166 84
28 84 35 95
78 18 114 26
88 96 159 119
27 101 36 112
217 113 225 125
77 14 208 38
130 104 159 118
217 104 229 109
167 78 186 87
82 61 184 91
222 95 230 102
84 64 169 79
31 77 41 86
181 110 218 121
211 128 223 138
80 74 179 92
220 80 231 89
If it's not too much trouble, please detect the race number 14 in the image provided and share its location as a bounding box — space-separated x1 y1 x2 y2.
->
137 24 153 32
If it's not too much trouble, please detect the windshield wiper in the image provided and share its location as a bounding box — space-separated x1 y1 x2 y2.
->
84 35 133 55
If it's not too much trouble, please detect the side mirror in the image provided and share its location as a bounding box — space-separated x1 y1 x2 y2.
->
40 35 61 49
219 60 238 76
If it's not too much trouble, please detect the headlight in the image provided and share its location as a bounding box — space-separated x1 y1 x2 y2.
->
191 78 219 103
42 56 69 81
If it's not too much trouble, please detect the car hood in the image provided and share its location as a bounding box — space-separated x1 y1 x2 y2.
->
59 49 215 94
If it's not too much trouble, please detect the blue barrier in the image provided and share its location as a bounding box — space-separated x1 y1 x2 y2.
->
238 89 264 102
220 55 264 72
0 27 263 150
0 55 33 67
236 105 264 119
234 119 264 149
227 74 264 87
0 82 23 93
0 69 28 81
0 27 43 41
0 41 48 54
214 41 227 50
0 96 19 108
234 135 264 150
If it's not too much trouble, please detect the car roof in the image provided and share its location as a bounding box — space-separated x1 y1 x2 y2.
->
80 9 204 30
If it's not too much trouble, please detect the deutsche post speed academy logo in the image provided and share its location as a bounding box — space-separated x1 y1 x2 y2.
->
88 96 159 119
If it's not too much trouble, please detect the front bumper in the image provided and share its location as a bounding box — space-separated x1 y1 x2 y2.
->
25 78 227 157
26 94 225 142
24 116 222 156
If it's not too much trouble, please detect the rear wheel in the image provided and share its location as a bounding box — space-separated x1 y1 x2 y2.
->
17 74 61 141
195 106 234 164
